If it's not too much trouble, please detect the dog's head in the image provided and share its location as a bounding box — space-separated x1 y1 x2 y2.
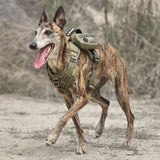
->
29 6 66 69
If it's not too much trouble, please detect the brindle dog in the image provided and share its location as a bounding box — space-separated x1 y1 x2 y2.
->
29 6 134 154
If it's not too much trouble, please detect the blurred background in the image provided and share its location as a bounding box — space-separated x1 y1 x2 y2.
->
0 0 159 100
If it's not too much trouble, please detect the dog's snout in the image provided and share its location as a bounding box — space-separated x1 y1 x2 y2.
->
29 42 37 50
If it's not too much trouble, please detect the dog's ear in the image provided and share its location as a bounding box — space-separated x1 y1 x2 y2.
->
53 6 66 29
39 9 48 26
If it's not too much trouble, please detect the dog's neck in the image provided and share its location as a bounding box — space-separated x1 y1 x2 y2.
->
47 35 70 74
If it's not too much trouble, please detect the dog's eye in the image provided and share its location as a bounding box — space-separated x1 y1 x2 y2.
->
44 30 52 35
35 30 37 36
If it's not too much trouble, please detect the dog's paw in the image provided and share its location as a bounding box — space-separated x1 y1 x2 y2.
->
76 142 87 155
46 132 59 146
95 123 104 138
95 132 102 138
122 140 130 148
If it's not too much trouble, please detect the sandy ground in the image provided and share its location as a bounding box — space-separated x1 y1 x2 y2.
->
0 94 160 160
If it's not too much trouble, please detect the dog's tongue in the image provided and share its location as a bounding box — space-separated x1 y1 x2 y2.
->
34 45 50 69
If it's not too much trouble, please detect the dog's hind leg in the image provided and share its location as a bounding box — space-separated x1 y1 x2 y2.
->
88 90 110 138
64 93 86 154
115 70 134 144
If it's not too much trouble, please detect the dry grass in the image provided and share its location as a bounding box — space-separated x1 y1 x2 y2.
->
0 0 159 99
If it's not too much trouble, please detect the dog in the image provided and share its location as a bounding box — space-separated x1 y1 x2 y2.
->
29 6 134 154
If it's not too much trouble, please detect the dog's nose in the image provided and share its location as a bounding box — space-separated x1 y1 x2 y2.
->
29 42 37 50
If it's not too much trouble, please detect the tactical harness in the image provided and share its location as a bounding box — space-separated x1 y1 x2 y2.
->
47 28 99 93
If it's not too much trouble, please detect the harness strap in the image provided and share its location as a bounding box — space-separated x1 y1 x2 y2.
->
86 50 99 91
47 42 80 90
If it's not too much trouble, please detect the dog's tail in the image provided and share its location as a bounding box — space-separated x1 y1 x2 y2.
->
127 86 134 94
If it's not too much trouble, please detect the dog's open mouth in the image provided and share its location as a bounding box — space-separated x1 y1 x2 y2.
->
34 43 55 69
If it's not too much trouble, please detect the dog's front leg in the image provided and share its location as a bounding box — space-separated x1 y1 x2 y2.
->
64 93 87 154
46 70 88 153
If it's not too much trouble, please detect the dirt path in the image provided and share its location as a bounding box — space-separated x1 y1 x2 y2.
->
0 95 160 160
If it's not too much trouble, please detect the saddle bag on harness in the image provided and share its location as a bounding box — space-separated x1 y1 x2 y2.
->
66 28 97 49
72 33 98 50
66 28 99 91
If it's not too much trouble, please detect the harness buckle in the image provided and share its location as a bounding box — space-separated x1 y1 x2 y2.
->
87 80 95 91
66 28 82 39
52 77 61 88
70 54 78 63
92 50 99 63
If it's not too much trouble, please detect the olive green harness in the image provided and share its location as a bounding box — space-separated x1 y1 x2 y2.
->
47 29 99 92
47 42 80 90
